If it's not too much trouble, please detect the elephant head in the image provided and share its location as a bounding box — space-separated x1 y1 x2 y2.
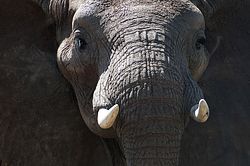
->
35 0 215 165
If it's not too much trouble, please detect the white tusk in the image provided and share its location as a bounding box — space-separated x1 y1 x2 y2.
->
97 104 119 129
190 99 209 123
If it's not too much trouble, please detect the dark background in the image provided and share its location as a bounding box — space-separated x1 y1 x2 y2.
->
0 0 249 165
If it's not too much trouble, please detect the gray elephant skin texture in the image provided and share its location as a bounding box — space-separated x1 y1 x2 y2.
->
0 0 250 166
56 0 208 165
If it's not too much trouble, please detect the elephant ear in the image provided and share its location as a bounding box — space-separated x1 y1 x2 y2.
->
180 1 250 165
190 0 247 54
33 0 73 42
0 1 113 165
34 0 69 24
191 0 237 18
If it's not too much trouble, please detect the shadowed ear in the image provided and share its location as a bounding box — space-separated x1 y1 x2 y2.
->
33 0 69 25
0 1 115 165
190 0 238 18
180 1 250 164
189 0 246 81
190 0 249 59
34 0 74 43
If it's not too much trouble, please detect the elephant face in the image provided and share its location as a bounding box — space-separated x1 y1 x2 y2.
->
56 0 210 165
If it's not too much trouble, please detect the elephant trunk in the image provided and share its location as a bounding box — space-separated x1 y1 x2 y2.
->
120 103 183 166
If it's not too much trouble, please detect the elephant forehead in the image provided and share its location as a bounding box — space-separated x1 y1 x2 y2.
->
102 0 191 14
101 0 189 7
71 0 198 30
71 0 193 17
49 0 195 26
100 2 197 31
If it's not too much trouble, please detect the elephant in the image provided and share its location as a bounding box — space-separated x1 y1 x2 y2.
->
45 0 212 165
0 0 250 166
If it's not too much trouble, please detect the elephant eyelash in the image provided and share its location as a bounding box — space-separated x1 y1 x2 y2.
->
75 37 88 50
195 37 206 50
73 29 91 51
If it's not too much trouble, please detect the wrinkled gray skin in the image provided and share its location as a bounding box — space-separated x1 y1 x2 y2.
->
1 0 250 165
56 1 207 165
33 0 234 165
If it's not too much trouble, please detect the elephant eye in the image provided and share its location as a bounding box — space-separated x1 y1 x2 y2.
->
75 37 87 50
195 37 206 50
